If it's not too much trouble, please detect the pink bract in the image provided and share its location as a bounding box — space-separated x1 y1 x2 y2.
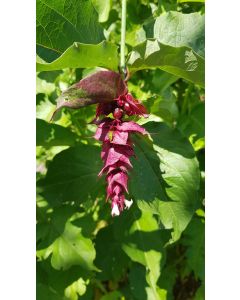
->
94 87 148 216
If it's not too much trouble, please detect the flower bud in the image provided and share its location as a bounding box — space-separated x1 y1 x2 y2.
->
124 102 131 112
117 99 125 107
113 108 123 119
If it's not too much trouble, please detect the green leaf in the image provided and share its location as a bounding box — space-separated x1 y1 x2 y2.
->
129 122 200 242
152 69 179 94
127 39 205 87
150 87 179 123
36 0 104 61
37 204 77 249
37 260 93 298
128 263 167 300
150 12 205 57
37 283 60 300
37 41 119 72
36 119 78 147
95 224 130 281
178 102 205 139
183 217 205 280
39 144 104 207
122 211 165 300
37 222 97 271
92 0 112 23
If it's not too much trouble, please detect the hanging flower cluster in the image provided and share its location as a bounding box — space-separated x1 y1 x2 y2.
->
53 70 148 216
94 92 148 216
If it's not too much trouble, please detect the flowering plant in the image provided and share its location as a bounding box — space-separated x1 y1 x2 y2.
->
36 0 205 298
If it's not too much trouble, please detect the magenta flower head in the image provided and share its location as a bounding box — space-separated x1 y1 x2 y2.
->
52 70 148 216
94 89 148 217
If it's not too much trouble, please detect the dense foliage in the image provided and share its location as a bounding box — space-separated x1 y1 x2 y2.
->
36 0 205 299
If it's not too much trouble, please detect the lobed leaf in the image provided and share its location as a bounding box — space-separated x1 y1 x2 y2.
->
129 121 200 242
127 39 205 87
37 222 97 271
148 11 205 58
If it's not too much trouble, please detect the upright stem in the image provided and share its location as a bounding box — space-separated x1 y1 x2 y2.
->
120 0 127 76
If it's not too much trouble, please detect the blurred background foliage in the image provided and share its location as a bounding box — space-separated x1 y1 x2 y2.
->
36 0 205 299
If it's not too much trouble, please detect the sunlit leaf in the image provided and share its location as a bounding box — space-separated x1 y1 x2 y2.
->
129 122 200 242
128 39 204 87
37 41 119 72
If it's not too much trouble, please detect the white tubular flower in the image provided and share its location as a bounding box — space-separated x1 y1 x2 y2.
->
124 199 133 209
111 203 120 217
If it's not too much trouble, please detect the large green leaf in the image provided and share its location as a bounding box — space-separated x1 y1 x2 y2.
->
37 41 119 72
36 0 104 61
36 119 78 147
37 222 97 271
122 210 165 300
127 39 204 87
95 224 130 281
129 122 200 242
38 144 104 207
148 12 205 57
37 252 94 297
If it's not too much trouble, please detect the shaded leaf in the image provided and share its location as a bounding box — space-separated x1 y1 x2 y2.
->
95 224 130 281
37 260 92 297
128 39 205 87
129 122 200 242
37 204 77 249
36 283 60 300
150 87 179 123
122 211 165 300
152 69 179 93
36 118 78 147
183 217 205 280
39 144 104 207
37 222 97 271
36 0 104 61
37 41 119 72
178 102 205 139
129 264 149 300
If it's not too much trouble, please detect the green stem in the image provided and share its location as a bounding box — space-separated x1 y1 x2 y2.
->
120 0 127 74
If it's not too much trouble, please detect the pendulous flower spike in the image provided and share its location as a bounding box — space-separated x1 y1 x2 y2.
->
93 78 148 216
